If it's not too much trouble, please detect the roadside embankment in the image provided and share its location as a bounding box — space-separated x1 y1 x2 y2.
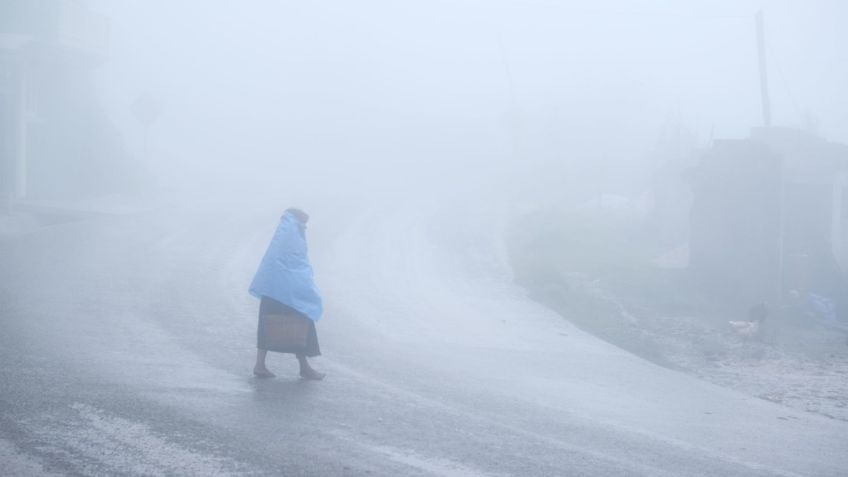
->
507 205 848 422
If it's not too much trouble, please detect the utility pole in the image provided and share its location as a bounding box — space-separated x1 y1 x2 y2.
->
497 34 520 161
757 10 783 308
756 9 772 128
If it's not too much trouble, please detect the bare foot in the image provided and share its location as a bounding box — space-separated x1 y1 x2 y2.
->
300 368 325 381
253 367 276 378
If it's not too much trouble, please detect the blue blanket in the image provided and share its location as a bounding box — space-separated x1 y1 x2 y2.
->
249 212 323 322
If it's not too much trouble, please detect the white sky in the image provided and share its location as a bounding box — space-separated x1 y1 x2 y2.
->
90 0 848 195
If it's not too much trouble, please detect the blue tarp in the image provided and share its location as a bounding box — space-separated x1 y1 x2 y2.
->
249 212 323 322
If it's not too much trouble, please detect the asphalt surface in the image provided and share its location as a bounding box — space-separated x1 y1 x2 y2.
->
1 196 847 476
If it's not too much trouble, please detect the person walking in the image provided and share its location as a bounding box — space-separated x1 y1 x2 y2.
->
249 208 325 380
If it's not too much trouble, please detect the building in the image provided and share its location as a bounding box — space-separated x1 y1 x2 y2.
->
689 127 848 317
0 0 108 206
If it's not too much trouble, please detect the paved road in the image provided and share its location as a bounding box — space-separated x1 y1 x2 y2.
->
1 195 847 476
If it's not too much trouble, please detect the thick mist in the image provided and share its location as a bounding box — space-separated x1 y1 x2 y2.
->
3 1 848 475
90 0 848 206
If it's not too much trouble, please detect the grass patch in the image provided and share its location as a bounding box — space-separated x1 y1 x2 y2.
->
507 206 724 365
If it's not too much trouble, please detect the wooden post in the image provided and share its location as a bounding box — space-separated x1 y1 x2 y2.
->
756 10 772 128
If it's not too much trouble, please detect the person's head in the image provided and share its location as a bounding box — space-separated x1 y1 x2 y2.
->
285 207 309 224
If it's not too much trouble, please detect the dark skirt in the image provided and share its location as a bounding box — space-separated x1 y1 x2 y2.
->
257 296 321 357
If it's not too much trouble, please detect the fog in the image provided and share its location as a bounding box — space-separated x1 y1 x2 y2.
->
3 1 848 475
90 0 848 204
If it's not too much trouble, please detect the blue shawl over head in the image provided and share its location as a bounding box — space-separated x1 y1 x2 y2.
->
249 211 323 321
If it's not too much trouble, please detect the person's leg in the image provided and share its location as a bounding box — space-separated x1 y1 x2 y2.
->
254 348 275 378
296 353 325 380
254 302 275 378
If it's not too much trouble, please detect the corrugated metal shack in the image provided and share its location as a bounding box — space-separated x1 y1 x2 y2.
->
689 127 848 320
